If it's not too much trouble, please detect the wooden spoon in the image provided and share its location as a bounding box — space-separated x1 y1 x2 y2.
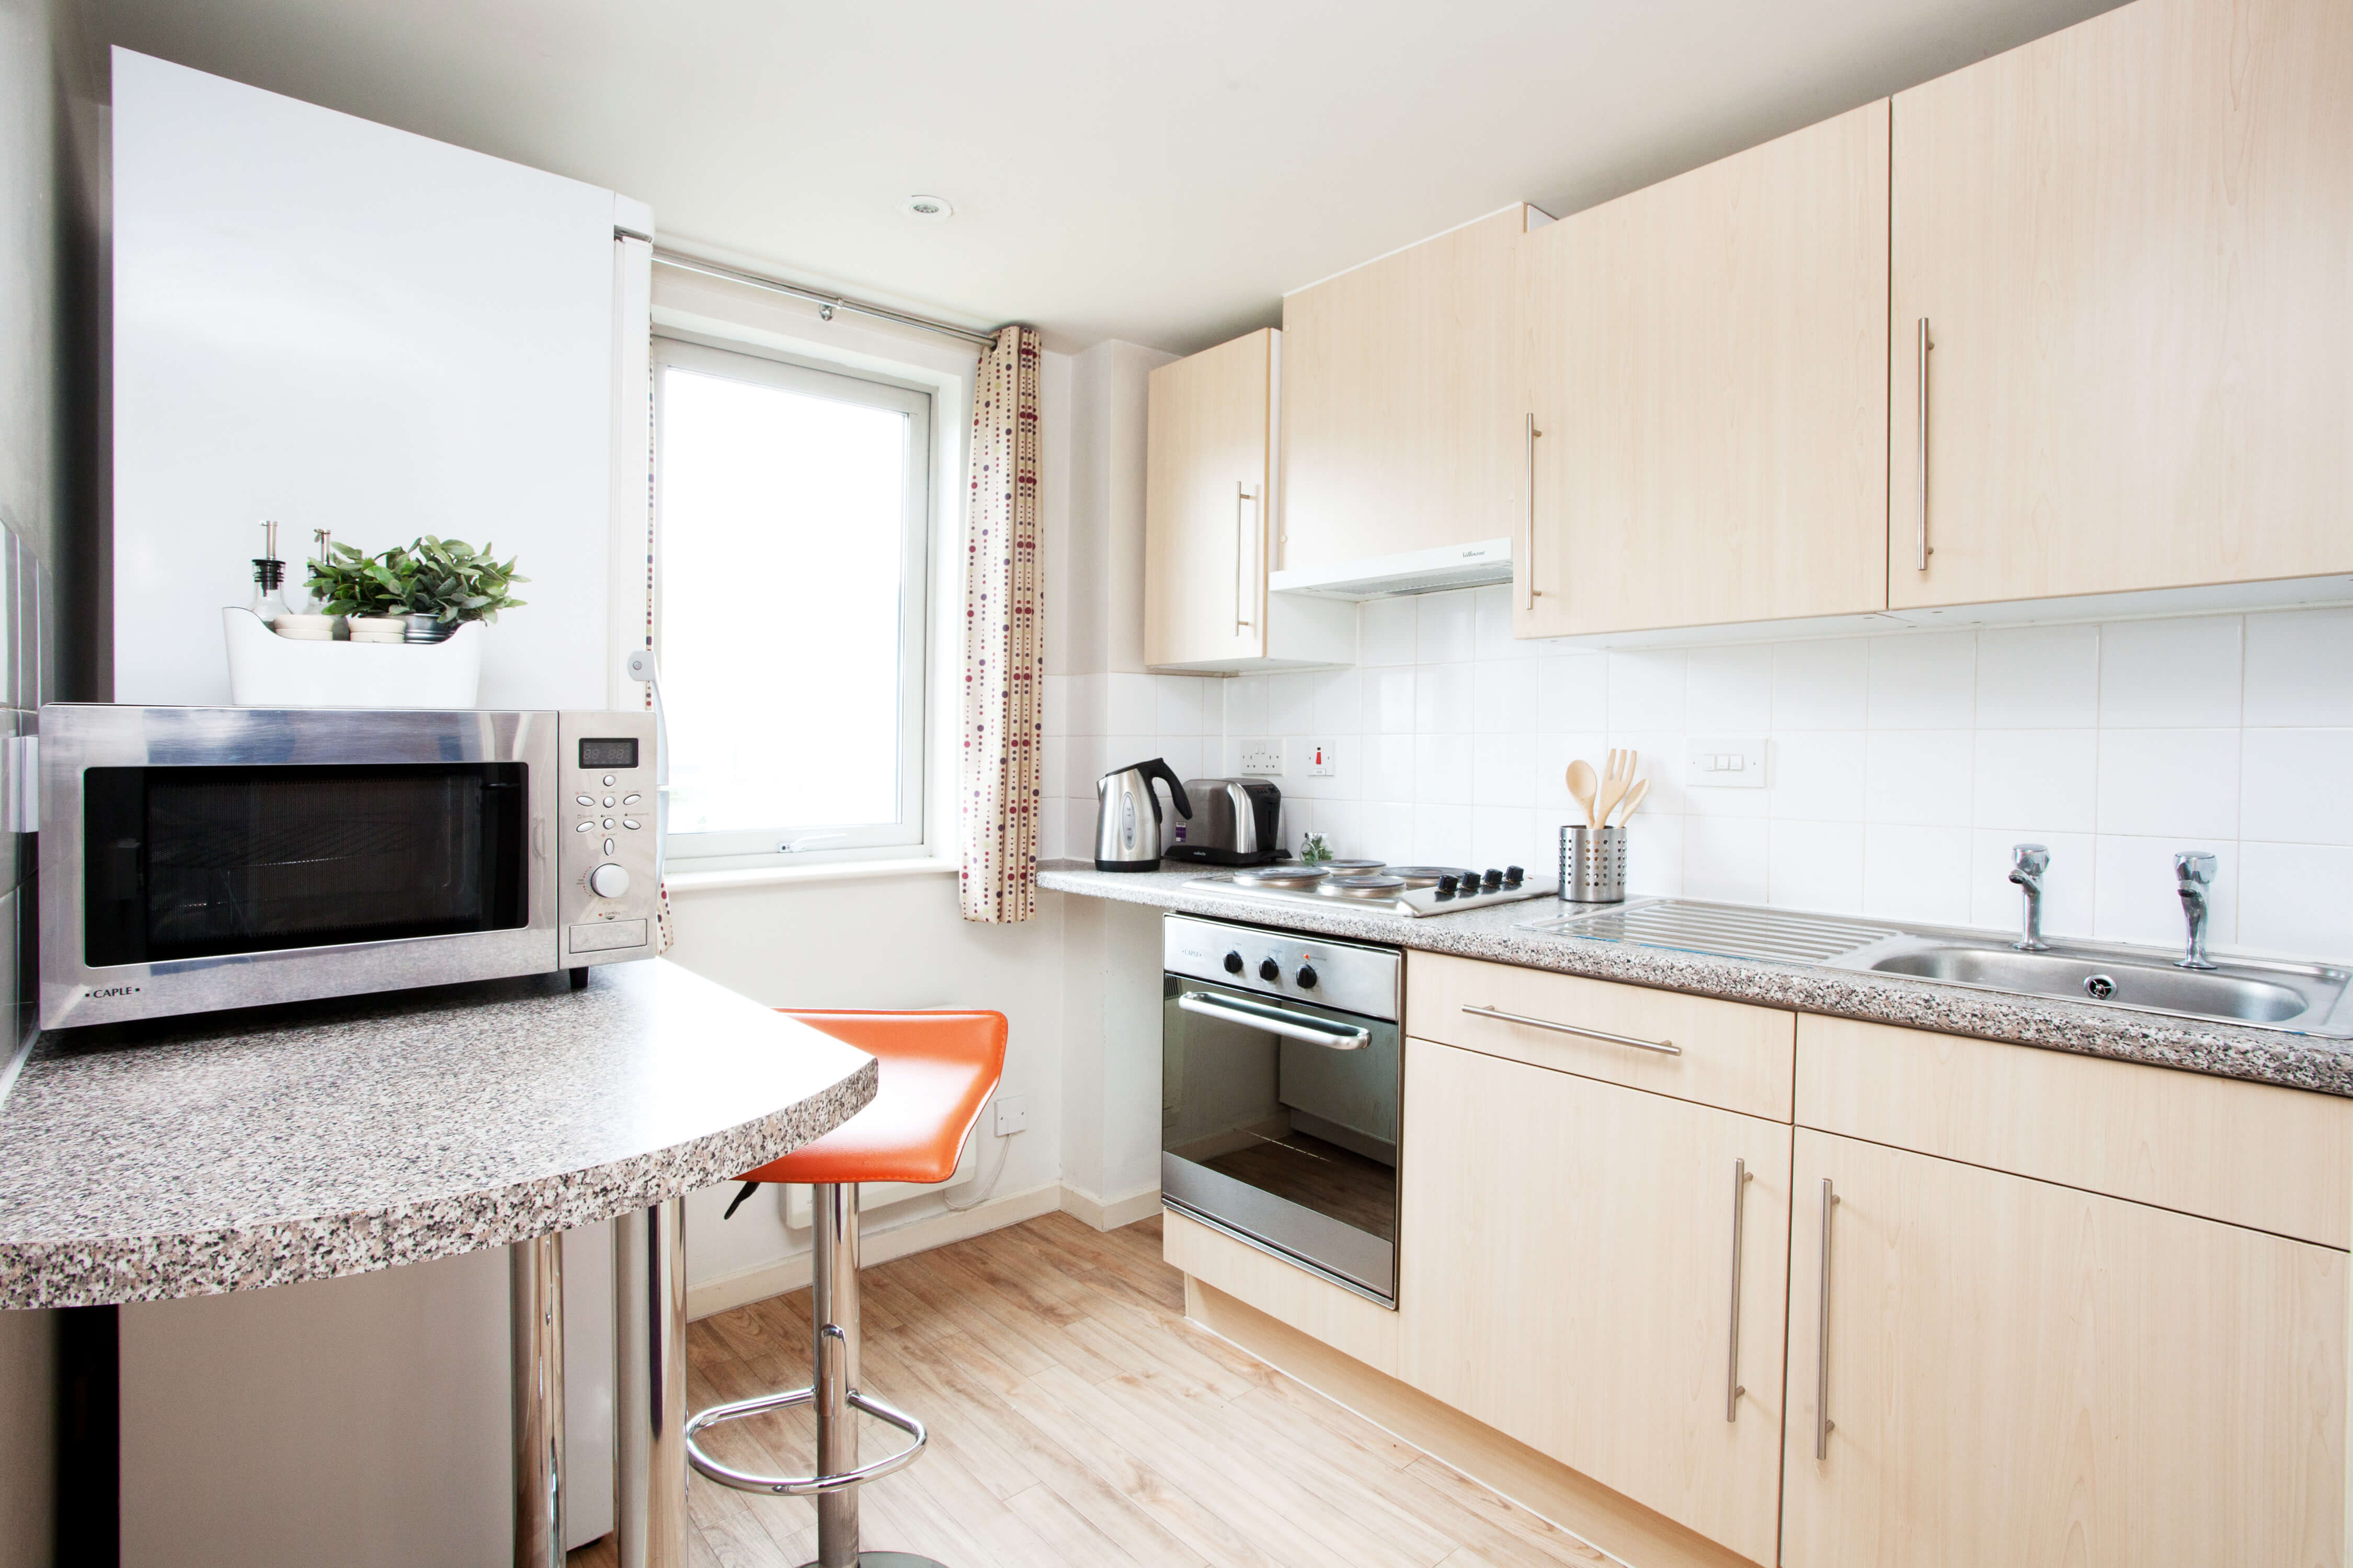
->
1565 759 1599 830
1609 776 1650 826
1593 748 1638 829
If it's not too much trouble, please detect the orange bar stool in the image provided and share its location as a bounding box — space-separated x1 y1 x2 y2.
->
687 1009 1007 1568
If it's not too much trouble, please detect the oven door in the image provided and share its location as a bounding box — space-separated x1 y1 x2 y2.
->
1160 974 1400 1304
41 706 561 1027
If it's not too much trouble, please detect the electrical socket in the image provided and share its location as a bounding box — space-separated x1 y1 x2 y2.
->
993 1094 1029 1137
1238 739 1282 775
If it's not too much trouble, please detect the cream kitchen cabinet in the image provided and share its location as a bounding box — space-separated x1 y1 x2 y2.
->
1889 0 2353 609
1517 100 1890 638
1782 1127 2346 1567
1399 1036 1792 1566
1275 204 1537 594
1143 328 1353 672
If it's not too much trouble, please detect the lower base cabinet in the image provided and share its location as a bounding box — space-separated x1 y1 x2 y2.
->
1783 1127 2348 1567
1398 1038 1792 1565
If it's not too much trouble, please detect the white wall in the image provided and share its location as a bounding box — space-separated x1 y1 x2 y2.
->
1176 589 2353 962
109 49 622 709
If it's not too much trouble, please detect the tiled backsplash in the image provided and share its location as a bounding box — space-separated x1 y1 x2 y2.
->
1043 588 2353 963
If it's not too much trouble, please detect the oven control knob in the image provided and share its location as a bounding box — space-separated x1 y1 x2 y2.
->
1258 958 1281 982
1223 950 1244 975
1296 964 1318 990
588 863 631 899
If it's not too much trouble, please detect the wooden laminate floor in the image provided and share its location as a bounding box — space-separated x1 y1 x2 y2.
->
568 1211 1607 1568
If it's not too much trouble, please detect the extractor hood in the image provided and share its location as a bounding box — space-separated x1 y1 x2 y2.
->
1267 537 1513 600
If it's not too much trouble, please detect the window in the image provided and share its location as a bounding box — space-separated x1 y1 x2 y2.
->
653 337 932 867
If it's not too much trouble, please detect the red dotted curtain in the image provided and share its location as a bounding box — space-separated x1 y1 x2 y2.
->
959 325 1043 922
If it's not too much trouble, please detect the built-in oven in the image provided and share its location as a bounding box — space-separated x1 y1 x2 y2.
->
39 704 661 1029
1160 912 1402 1306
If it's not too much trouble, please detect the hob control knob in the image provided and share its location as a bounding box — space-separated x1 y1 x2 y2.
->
1503 865 1525 886
1223 951 1244 975
1481 868 1503 889
1435 875 1459 896
1259 958 1281 982
588 863 632 899
1296 964 1319 989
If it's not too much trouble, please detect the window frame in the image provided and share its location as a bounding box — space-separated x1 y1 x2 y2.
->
650 331 935 871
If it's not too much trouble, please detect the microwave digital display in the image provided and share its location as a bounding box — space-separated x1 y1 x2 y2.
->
578 737 638 770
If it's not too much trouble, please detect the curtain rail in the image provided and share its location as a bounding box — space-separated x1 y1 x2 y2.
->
651 249 1002 348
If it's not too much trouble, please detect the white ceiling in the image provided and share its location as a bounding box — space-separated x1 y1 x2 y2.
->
93 0 2121 355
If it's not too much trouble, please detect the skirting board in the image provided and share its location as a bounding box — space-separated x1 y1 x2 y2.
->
687 1182 1062 1320
1184 1277 1763 1568
1057 1183 1163 1231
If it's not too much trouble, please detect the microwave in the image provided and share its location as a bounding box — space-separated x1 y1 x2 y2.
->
39 705 661 1029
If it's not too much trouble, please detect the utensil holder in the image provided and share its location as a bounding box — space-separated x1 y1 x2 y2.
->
1559 825 1626 903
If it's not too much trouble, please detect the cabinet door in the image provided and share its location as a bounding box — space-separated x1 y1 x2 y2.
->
1784 1128 2347 1568
1889 0 2353 608
1399 1039 1791 1564
1280 206 1526 574
1518 101 1889 638
1144 329 1273 668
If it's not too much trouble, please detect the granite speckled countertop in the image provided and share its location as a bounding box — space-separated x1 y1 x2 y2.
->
0 959 876 1309
1040 863 2353 1098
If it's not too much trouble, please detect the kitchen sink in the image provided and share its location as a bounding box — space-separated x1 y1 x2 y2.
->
1525 899 2353 1037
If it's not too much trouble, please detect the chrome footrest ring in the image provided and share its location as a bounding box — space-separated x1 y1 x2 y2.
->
684 1384 930 1496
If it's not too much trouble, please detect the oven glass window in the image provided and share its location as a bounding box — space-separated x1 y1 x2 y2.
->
83 764 529 966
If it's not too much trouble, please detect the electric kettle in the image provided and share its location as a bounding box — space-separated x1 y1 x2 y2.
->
1094 758 1193 872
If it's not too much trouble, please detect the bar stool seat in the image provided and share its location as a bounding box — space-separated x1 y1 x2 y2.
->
688 1009 1007 1568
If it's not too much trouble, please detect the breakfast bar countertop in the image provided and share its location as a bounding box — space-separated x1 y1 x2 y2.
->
1040 861 2353 1098
0 958 877 1310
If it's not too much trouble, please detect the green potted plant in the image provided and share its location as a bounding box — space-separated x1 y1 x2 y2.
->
310 536 527 644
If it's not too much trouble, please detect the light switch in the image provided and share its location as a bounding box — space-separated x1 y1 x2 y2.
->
1686 737 1768 788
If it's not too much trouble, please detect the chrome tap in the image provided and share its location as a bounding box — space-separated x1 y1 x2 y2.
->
2174 851 2219 970
2007 843 2050 952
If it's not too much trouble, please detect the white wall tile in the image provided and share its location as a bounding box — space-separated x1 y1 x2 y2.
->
2237 842 2353 959
1041 673 1073 737
1415 663 1476 734
1767 731 1868 822
1623 811 1683 897
2094 834 2235 949
1064 734 1107 801
1472 585 1535 660
1972 729 2097 833
1861 825 1973 925
1417 590 1476 664
1363 733 1416 801
1412 803 1474 867
1474 659 1536 734
1768 820 1864 914
1606 650 1687 731
1684 817 1770 903
1864 731 1974 826
1975 625 2099 729
1066 672 1106 737
1536 731 1608 819
1358 598 1417 667
1537 652 1609 731
1472 731 1536 807
1772 639 1868 729
1157 735 1204 782
1967 829 2096 938
1413 734 1472 805
2239 728 2353 845
1312 668 1362 735
1605 733 1685 816
1686 645 1775 730
1038 796 1066 864
2096 728 2239 838
1471 806 1539 873
1153 675 1205 736
1269 672 1317 734
1223 674 1269 737
2099 615 2242 727
1867 632 1975 729
2244 609 2353 727
1360 799 1416 859
1105 673 1156 729
1361 667 1415 735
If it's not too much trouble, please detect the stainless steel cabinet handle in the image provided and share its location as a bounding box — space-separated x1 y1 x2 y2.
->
1459 1004 1678 1056
1726 1158 1752 1423
1234 483 1258 634
1521 414 1540 610
1179 990 1368 1050
1914 318 1932 573
1815 1176 1839 1460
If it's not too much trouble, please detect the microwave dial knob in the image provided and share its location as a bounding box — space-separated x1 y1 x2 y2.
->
1296 964 1318 990
1222 950 1244 975
588 863 631 899
1258 958 1281 982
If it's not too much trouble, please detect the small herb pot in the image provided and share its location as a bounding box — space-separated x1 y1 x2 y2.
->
347 616 407 645
403 613 454 644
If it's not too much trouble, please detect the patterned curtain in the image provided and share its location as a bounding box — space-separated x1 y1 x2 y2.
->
958 324 1044 922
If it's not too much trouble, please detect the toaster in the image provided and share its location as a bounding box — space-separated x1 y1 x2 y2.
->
1163 777 1283 865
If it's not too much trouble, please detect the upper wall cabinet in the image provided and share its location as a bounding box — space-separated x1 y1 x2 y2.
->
1517 102 1891 639
1144 329 1354 672
1276 205 1536 593
1891 0 2353 609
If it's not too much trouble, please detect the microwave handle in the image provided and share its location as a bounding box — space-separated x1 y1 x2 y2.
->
1176 990 1370 1050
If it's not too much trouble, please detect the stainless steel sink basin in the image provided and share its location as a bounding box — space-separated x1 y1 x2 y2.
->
1522 899 2353 1037
1823 932 2352 1036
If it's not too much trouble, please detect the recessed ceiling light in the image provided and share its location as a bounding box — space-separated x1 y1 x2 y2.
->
902 194 953 222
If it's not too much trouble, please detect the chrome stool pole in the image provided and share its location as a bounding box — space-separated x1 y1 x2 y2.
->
686 1183 940 1568
509 1231 566 1568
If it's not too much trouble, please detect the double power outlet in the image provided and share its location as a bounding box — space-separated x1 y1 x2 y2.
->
1237 738 1334 779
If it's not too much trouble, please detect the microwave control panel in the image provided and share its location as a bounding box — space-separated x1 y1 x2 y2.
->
558 709 660 966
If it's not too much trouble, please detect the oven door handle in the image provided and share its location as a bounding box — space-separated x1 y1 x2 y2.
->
1176 991 1372 1050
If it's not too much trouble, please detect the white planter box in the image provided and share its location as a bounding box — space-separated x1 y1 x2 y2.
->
222 607 486 708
